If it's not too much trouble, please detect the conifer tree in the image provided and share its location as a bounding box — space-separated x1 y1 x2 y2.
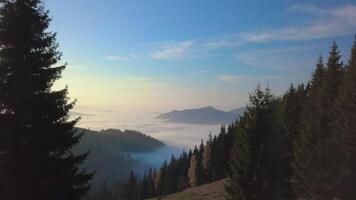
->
203 141 212 181
333 36 356 199
316 42 345 198
138 172 149 200
147 168 156 198
293 56 326 198
196 140 206 185
294 43 345 199
226 112 250 200
227 86 287 199
126 171 138 200
157 161 167 195
282 84 308 198
0 1 92 199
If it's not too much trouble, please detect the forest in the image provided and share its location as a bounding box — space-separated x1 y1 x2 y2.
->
73 128 165 188
0 0 355 200
75 128 165 154
87 40 356 199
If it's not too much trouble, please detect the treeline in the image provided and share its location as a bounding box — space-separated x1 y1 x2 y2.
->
227 39 356 199
75 128 165 154
86 124 236 200
72 128 165 187
87 38 356 200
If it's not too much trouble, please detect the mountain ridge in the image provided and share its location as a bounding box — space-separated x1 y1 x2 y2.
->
156 106 245 125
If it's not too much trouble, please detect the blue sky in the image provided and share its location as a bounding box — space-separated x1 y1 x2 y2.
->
46 0 356 112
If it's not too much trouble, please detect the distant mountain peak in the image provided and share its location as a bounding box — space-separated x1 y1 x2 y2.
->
201 106 216 110
157 106 245 125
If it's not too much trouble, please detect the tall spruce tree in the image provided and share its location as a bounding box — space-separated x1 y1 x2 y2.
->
227 86 286 200
294 43 346 199
226 111 250 200
282 84 308 199
317 42 346 199
333 36 356 199
293 56 326 198
0 0 92 199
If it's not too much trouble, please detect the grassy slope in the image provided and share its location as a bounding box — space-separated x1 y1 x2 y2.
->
148 179 227 200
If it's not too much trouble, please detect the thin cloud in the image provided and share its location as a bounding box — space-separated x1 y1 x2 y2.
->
112 4 355 61
149 35 242 60
105 54 137 61
150 41 193 60
201 35 242 50
216 74 249 83
240 4 356 42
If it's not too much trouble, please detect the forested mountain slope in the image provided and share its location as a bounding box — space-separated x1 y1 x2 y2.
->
74 128 165 154
73 128 165 186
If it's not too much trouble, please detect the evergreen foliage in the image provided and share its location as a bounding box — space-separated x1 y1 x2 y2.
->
84 39 356 200
332 36 356 199
75 128 164 154
293 43 348 199
10 35 351 200
227 86 289 199
0 0 92 199
227 39 356 200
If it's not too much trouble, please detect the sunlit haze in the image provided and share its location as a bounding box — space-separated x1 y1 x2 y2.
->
48 0 356 113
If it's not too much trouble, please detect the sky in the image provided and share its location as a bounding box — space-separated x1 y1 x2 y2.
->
45 0 356 112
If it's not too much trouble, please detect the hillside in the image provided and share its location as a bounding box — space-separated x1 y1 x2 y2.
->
156 106 243 125
74 128 165 153
147 179 227 200
73 128 165 186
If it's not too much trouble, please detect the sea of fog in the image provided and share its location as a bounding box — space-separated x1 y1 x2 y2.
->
72 107 221 150
72 106 224 183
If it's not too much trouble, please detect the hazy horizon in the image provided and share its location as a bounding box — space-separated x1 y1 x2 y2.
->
47 0 356 113
71 105 223 148
2 0 355 199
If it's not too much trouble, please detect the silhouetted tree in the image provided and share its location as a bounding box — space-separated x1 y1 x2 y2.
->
0 1 92 199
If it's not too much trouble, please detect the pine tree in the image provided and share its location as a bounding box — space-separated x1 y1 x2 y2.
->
126 171 138 200
316 42 345 198
202 140 212 181
164 155 178 194
157 161 167 195
294 43 345 199
333 36 356 199
147 168 156 198
0 1 92 199
196 140 206 185
227 85 286 199
226 113 250 200
138 172 149 200
282 84 308 199
293 56 326 198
